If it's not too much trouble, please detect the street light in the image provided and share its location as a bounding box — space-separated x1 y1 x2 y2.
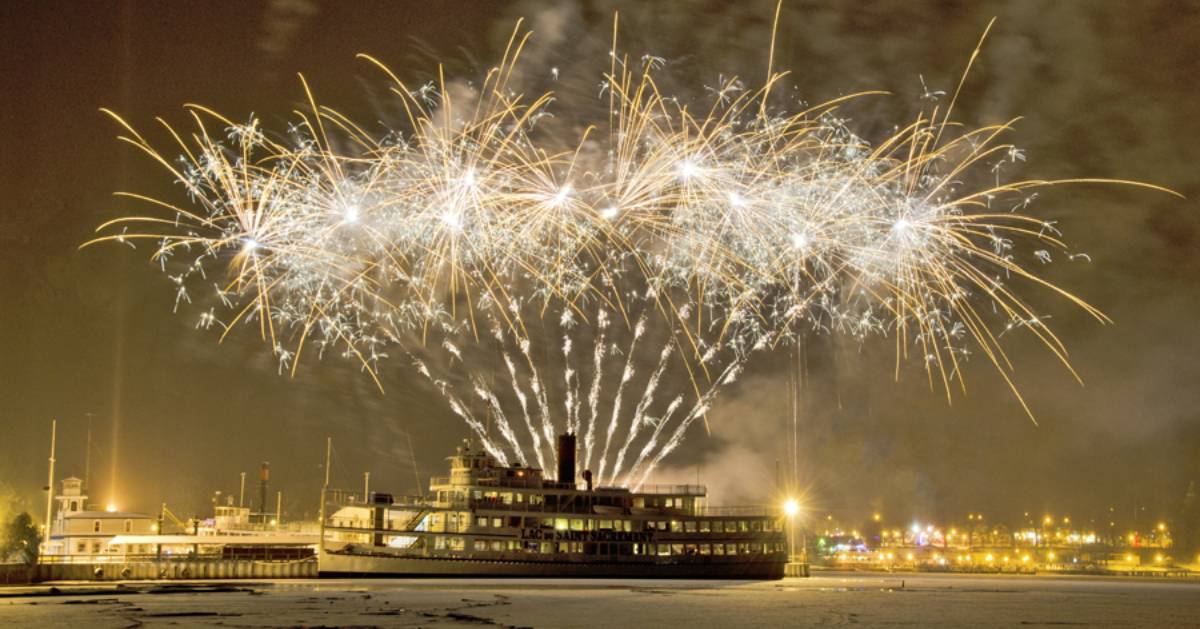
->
783 499 800 563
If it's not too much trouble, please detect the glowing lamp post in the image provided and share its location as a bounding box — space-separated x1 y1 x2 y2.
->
783 499 800 562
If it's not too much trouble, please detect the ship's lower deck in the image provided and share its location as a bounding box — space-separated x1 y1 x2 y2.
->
319 548 786 579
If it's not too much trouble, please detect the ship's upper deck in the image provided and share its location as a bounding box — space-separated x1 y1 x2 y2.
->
423 440 717 518
433 442 704 494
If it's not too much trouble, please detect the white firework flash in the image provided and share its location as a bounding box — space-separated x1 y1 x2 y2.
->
87 13 1175 486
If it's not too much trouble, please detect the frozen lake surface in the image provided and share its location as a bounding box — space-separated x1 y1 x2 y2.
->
4 572 1200 627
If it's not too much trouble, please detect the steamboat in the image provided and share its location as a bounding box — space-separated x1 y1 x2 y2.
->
319 434 788 579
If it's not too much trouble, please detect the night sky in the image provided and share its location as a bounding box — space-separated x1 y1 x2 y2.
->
2 0 1197 533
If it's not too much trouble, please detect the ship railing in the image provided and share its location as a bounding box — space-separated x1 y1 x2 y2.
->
428 475 502 487
324 489 430 508
632 484 708 496
324 517 470 533
696 505 783 517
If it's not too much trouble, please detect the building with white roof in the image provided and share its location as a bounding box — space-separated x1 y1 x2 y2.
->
40 477 156 563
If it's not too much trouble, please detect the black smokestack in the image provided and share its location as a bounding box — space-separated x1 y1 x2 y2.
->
556 433 576 486
259 462 270 515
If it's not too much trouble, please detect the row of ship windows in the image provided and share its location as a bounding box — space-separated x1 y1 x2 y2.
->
435 491 692 510
633 497 691 509
438 490 545 506
457 515 780 533
432 538 785 555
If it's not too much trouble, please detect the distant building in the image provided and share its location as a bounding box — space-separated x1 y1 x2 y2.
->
1179 481 1200 557
107 501 317 560
40 477 156 563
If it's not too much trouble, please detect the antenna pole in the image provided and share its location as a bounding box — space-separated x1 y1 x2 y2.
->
318 437 331 558
44 419 57 552
324 437 332 486
84 413 92 496
406 432 423 497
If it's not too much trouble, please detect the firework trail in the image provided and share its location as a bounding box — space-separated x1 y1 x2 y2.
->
581 308 608 469
85 13 1177 485
473 375 526 465
561 335 576 434
412 358 508 465
519 335 557 459
413 287 750 487
624 395 684 487
608 342 673 485
594 316 644 483
499 338 547 471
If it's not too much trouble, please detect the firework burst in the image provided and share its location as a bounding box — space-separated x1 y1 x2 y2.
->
85 13 1175 483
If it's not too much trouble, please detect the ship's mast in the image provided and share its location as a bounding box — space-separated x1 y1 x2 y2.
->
318 437 331 555
406 431 423 497
84 413 92 496
44 419 57 546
